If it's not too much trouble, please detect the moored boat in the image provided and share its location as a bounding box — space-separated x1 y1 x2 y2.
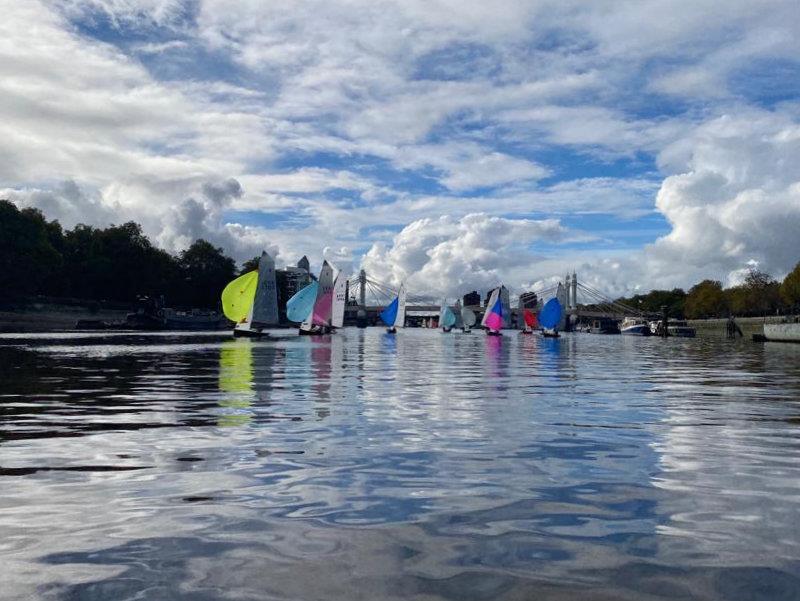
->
620 317 650 336
589 318 620 334
763 322 800 343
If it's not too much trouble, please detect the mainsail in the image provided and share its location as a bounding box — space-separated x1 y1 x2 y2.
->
221 271 258 323
330 271 348 328
251 251 279 326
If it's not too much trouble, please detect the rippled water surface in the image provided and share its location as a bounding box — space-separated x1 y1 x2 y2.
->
2 329 800 600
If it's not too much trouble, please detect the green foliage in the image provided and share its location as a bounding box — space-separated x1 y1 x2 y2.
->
685 280 726 319
726 269 782 316
780 262 800 308
0 201 62 300
616 288 687 318
175 240 236 309
0 200 235 309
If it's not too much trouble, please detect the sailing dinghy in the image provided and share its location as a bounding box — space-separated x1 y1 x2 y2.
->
461 307 476 333
440 302 456 332
482 288 503 336
380 284 406 334
539 298 563 338
299 260 334 335
521 309 537 334
221 251 279 338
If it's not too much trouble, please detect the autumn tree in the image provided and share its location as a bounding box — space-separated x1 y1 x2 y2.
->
684 280 726 318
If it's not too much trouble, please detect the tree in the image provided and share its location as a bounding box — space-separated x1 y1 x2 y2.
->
780 262 800 310
240 256 260 275
0 201 62 301
176 240 236 308
684 280 726 319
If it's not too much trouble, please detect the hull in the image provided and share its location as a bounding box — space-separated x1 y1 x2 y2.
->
763 323 800 343
589 327 620 335
486 330 502 337
233 327 268 338
668 326 696 338
621 325 651 336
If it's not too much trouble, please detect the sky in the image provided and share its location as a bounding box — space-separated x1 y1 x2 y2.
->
1 0 799 298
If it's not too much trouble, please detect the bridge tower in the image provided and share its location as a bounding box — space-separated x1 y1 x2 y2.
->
358 269 367 307
571 271 577 309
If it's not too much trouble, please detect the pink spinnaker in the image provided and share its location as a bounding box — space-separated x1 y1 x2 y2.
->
485 312 502 331
312 290 333 325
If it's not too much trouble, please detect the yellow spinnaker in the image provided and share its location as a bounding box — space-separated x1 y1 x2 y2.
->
221 270 258 322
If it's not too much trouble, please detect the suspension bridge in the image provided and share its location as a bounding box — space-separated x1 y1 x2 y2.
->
340 270 652 327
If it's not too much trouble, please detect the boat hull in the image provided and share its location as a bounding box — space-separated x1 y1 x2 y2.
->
233 327 268 338
621 325 651 336
763 323 800 343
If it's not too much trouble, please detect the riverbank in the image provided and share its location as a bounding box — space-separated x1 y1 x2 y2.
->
687 315 797 339
0 301 129 333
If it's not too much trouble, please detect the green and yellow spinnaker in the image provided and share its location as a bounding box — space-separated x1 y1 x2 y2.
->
221 270 258 322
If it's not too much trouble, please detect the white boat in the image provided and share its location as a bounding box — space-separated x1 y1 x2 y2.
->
461 307 476 333
621 317 651 336
763 322 800 342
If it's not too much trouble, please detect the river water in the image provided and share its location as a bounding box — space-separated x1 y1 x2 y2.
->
1 329 799 601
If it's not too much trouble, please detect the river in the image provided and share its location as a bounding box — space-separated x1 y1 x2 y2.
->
1 329 799 600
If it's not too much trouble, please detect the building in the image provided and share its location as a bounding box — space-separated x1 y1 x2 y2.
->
518 291 538 309
296 255 310 273
463 290 481 307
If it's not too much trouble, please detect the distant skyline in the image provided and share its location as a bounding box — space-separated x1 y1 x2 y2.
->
2 1 799 297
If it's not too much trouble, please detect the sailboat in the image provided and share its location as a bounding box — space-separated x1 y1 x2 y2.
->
300 260 334 335
221 251 279 338
461 307 476 333
482 287 503 336
439 301 456 332
380 284 406 334
539 298 563 338
521 309 537 335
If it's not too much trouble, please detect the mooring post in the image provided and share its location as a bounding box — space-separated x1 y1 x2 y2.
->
661 305 669 338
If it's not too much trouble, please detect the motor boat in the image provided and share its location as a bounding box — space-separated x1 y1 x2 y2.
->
620 317 651 336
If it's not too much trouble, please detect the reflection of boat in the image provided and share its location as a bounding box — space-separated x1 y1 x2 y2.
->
620 317 651 336
380 285 406 334
589 318 620 335
763 322 800 342
481 287 503 336
221 251 279 338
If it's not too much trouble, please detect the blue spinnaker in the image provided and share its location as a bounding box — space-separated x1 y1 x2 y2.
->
441 306 456 328
380 297 399 326
286 281 319 323
538 298 562 330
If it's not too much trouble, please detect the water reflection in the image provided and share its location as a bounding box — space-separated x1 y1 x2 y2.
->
1 329 800 600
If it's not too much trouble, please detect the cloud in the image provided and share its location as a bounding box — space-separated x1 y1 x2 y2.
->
361 213 567 297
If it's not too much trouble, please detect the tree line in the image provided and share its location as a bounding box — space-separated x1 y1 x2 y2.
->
0 200 236 309
615 265 800 319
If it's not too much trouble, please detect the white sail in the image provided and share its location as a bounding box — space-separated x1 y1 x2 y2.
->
481 288 500 327
394 285 406 328
330 271 348 328
251 251 279 327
